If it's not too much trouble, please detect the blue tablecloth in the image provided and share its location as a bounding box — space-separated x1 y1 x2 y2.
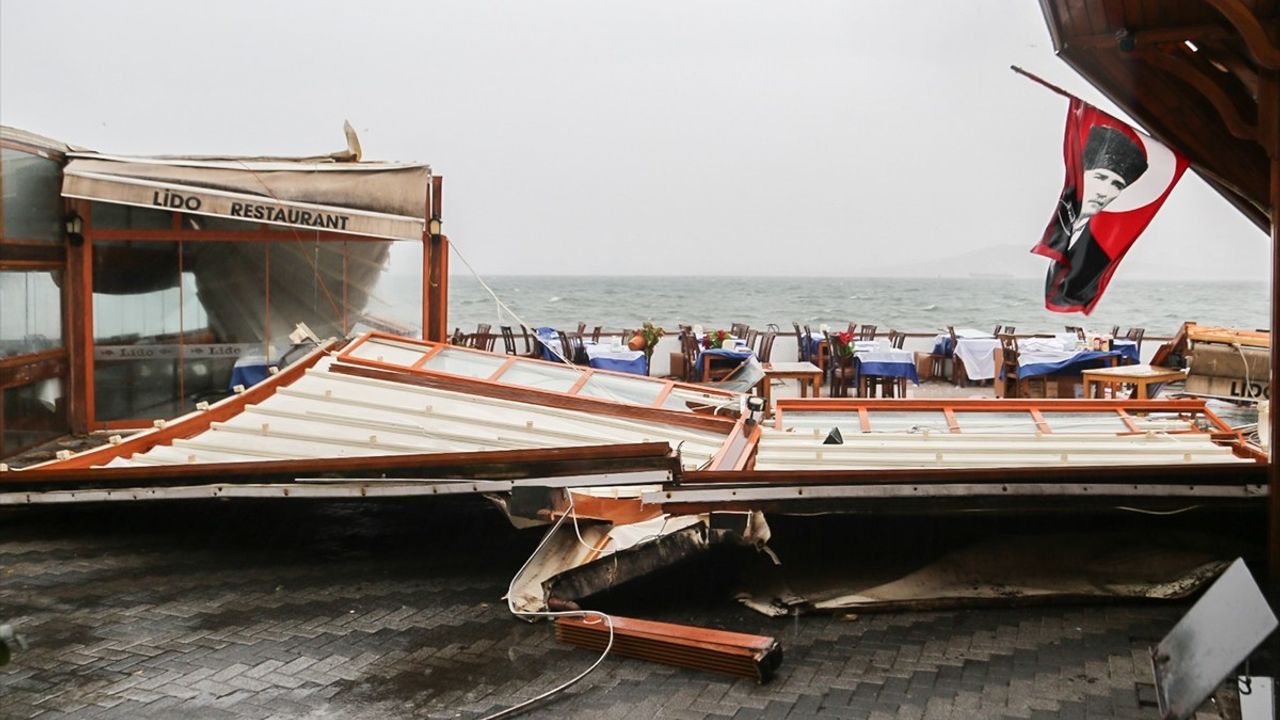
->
229 359 272 389
694 347 755 378
1018 350 1123 379
588 355 648 375
854 352 920 384
534 327 562 361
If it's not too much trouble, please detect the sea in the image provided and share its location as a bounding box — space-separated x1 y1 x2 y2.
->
371 275 1269 339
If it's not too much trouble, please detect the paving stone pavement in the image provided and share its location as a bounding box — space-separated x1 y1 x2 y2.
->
0 499 1239 719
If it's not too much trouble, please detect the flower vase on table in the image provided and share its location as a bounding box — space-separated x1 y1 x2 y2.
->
638 321 664 375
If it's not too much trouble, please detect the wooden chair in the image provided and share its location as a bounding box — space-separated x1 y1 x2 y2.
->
449 328 466 346
577 322 587 335
826 334 856 397
757 331 777 363
998 334 1045 398
992 325 1003 337
1003 326 1015 335
858 325 878 341
499 326 518 355
1124 327 1145 350
518 325 541 357
730 323 750 338
947 326 968 385
744 329 759 355
469 323 494 351
1109 325 1121 338
1065 325 1086 342
590 326 603 343
792 323 812 364
1123 327 1145 365
679 331 700 382
887 330 906 349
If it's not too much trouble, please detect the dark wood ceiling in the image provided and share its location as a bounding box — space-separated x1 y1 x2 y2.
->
1038 0 1278 231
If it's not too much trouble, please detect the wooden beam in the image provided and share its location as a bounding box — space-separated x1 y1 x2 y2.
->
1138 48 1258 141
2 441 678 489
1268 70 1280 584
1202 0 1280 70
1066 23 1236 50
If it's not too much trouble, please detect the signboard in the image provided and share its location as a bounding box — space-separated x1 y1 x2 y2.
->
94 344 255 361
63 171 425 242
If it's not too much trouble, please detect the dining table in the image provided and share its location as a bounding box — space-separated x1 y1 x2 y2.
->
694 343 755 382
999 337 1126 397
808 334 879 373
853 348 920 396
582 341 648 375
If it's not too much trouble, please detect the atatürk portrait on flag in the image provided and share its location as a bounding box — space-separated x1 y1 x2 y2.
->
1032 97 1188 314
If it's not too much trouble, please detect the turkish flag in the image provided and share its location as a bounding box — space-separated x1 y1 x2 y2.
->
1031 98 1188 314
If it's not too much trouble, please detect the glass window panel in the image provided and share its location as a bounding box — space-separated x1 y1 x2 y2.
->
93 240 184 420
499 362 582 392
361 240 421 337
421 347 507 378
0 270 63 358
1 148 62 242
2 377 67 457
89 201 173 230
579 373 662 406
1039 411 1130 434
951 411 1039 434
347 338 428 366
269 241 353 343
779 411 862 435
867 411 949 433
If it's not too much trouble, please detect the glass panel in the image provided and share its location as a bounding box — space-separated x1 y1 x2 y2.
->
93 240 184 420
269 241 353 343
361 240 420 337
347 337 428 366
1 148 62 242
1039 411 1129 434
89 201 173 230
867 411 949 433
421 347 507 378
777 411 862 436
2 377 67 457
0 270 63 358
499 362 582 392
951 411 1039 434
579 373 663 406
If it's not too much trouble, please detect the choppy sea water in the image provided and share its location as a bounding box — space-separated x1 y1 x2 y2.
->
383 275 1268 339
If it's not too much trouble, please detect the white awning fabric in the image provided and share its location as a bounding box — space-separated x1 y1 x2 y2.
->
62 155 431 241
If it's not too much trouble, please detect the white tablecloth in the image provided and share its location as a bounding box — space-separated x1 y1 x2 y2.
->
954 338 1001 380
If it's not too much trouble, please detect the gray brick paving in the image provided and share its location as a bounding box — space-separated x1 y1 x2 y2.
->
0 500 1241 719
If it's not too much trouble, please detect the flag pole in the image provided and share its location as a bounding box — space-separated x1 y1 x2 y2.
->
1010 65 1076 100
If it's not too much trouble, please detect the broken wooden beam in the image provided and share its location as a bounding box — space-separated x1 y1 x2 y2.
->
554 615 782 683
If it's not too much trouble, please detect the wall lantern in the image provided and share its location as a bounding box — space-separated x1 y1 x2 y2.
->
64 212 84 246
427 216 442 239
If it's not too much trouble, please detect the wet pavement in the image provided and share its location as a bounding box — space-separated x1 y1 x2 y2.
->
0 498 1242 719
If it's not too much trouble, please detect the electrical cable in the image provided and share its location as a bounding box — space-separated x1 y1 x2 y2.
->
478 496 615 720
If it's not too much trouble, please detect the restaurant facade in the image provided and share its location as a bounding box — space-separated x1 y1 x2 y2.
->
0 125 448 458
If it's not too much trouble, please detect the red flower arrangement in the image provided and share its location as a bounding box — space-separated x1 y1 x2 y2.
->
833 330 855 357
702 329 730 349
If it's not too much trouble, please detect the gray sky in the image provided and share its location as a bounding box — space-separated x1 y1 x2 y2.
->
1 0 1268 280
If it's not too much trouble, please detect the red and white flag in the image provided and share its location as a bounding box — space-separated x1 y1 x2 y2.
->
1031 98 1188 314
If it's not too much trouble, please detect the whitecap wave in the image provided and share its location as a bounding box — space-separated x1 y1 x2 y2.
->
548 296 562 303
922 304 938 311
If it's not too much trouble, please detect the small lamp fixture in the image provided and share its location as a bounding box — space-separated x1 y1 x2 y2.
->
1116 28 1135 52
744 395 766 425
427 215 442 238
64 212 84 246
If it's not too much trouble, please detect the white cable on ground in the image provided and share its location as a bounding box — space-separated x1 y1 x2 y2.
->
1113 504 1201 516
478 496 615 720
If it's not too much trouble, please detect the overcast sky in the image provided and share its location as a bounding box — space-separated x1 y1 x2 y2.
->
1 0 1269 280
